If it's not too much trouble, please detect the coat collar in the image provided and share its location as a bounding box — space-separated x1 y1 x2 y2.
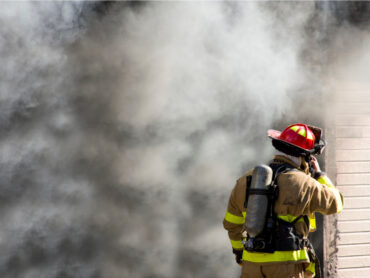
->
272 155 310 175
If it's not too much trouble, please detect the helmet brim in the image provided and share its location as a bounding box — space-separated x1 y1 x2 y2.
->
267 129 281 140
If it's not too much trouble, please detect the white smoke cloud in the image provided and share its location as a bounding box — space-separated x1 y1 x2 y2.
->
0 2 332 278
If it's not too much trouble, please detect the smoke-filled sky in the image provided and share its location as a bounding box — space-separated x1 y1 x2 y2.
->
0 2 368 278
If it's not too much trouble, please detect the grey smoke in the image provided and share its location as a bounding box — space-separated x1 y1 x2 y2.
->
0 2 338 278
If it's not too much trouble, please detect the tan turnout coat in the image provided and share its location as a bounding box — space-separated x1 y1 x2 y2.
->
223 155 343 276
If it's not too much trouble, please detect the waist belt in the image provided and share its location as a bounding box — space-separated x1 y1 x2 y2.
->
244 215 310 252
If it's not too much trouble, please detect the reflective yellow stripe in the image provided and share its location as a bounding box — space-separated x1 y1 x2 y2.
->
331 188 343 213
309 214 316 232
318 176 343 213
306 262 316 276
317 176 333 187
242 249 309 263
230 239 244 249
278 214 308 225
278 214 301 223
224 211 245 225
278 213 316 232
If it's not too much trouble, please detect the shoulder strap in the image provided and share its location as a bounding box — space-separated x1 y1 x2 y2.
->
244 163 294 209
269 163 296 184
270 163 311 231
244 176 252 208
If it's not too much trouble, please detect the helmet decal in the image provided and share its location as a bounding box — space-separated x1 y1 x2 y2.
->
290 126 299 132
297 128 306 137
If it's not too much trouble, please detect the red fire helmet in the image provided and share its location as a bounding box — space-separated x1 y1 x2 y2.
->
268 123 316 151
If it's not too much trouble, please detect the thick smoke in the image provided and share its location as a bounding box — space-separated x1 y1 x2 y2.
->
0 2 326 278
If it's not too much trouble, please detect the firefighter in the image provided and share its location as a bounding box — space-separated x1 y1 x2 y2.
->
223 123 343 278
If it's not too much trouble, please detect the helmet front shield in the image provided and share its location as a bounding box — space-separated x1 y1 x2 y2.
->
307 125 326 155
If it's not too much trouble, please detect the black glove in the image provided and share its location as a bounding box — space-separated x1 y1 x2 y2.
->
232 249 243 266
313 171 326 180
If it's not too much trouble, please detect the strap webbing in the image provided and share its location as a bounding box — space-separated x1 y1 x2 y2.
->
244 175 252 208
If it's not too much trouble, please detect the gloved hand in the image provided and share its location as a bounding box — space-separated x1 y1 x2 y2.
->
309 156 325 179
309 156 321 172
232 249 243 266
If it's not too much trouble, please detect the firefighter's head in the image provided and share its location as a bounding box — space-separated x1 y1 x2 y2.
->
268 123 326 158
